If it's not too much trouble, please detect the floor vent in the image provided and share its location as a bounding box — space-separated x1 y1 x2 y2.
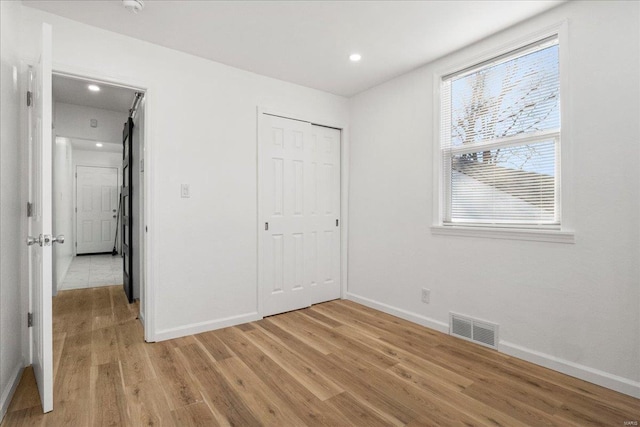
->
449 313 499 350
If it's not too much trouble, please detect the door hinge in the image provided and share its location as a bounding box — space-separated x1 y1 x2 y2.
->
27 202 33 217
75 207 77 213
26 91 32 107
265 222 269 231
336 219 339 227
27 312 33 327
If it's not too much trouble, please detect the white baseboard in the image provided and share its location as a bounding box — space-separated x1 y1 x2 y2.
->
0 363 23 422
345 292 640 399
153 312 262 342
345 292 449 333
500 341 640 399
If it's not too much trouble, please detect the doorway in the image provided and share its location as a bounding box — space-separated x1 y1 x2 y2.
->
258 113 342 317
51 73 146 303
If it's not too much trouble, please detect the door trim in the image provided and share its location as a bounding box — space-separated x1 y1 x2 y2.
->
256 106 350 318
50 64 157 342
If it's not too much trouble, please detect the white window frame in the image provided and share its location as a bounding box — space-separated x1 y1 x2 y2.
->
431 22 574 244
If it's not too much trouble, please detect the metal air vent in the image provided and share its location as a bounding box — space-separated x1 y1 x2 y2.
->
450 312 499 349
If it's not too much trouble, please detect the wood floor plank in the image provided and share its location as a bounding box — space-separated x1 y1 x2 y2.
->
300 306 342 328
216 357 308 426
324 392 396 427
194 330 234 362
1 406 45 427
555 394 639 427
116 319 157 387
4 367 41 413
171 402 221 427
312 302 442 359
125 378 176 427
3 289 638 427
267 311 343 355
176 343 262 427
460 382 566 427
503 354 640 414
44 393 91 426
244 325 344 401
335 324 474 392
91 326 119 366
92 306 116 331
212 327 348 426
329 350 530 427
53 347 92 403
145 341 203 410
255 319 414 425
89 361 128 427
91 286 112 311
275 311 399 370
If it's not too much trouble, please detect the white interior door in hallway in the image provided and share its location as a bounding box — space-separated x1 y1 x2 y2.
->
260 114 341 317
26 22 54 413
76 166 118 254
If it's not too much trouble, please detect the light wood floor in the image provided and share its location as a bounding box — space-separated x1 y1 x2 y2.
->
2 286 638 426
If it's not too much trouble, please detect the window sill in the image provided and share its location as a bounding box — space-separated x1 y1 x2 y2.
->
430 225 575 244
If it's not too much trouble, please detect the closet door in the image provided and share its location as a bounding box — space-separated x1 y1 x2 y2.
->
260 115 341 317
309 124 341 305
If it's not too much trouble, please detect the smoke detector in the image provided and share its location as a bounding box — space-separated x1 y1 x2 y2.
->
122 0 144 14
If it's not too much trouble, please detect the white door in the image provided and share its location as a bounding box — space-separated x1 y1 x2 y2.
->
260 114 341 317
26 23 54 413
76 166 118 254
309 124 341 305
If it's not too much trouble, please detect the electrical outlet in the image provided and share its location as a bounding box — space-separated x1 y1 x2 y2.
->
421 288 430 304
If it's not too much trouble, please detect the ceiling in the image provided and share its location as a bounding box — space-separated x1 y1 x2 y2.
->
53 74 136 112
53 75 133 153
25 1 564 97
63 137 122 153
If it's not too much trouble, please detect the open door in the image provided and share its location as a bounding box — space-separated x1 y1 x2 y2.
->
122 117 134 303
25 23 55 413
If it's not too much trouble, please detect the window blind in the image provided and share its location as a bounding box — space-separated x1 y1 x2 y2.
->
440 36 560 226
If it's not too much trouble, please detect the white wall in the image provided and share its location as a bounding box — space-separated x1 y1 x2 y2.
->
348 0 639 397
0 0 25 421
19 6 349 340
55 102 127 144
52 137 74 291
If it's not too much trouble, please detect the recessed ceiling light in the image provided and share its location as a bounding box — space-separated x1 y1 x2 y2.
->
349 53 362 62
88 84 100 92
96 143 103 147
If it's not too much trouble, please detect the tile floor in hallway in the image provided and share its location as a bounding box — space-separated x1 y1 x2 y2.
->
59 254 124 290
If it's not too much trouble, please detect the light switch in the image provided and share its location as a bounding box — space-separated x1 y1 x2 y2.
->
181 184 190 198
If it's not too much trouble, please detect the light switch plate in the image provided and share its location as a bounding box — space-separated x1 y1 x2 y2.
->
181 184 190 198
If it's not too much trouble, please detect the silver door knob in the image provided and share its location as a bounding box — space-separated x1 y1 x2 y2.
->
26 236 41 246
52 235 65 244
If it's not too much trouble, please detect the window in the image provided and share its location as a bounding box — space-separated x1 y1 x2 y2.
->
439 35 561 229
